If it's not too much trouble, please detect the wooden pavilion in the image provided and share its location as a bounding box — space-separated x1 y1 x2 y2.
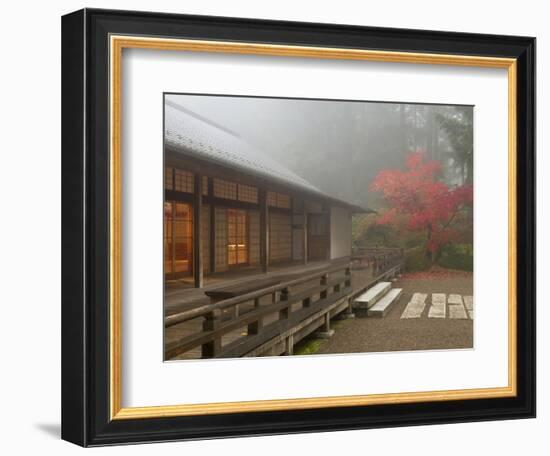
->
164 98 369 289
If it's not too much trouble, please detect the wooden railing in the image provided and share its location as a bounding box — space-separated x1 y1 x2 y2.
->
370 249 404 276
351 247 404 277
165 263 352 360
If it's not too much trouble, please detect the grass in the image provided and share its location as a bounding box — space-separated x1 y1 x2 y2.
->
293 338 324 356
292 321 345 355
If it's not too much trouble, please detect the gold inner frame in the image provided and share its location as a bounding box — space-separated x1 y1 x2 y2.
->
109 35 517 420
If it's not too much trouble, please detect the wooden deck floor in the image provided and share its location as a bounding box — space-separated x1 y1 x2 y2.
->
164 260 376 360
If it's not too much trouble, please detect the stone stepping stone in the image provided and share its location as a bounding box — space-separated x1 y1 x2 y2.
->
428 293 446 318
448 294 463 305
463 295 474 319
354 281 392 309
449 302 468 319
368 288 403 317
400 293 427 319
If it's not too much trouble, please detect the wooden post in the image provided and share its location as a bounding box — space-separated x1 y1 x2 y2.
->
320 274 328 300
285 334 294 356
336 266 355 320
344 266 352 288
279 287 290 320
193 173 203 288
260 189 269 273
315 312 334 339
248 297 263 335
303 205 308 265
209 177 216 273
202 309 221 357
323 313 331 332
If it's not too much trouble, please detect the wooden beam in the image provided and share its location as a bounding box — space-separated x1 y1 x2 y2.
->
260 189 269 273
208 177 216 274
193 173 203 288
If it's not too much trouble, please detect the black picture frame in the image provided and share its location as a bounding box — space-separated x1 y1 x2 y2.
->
62 8 536 447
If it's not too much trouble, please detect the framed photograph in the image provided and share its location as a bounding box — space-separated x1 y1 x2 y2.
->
61 8 535 446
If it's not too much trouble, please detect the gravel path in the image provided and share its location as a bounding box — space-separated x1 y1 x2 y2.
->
315 272 473 355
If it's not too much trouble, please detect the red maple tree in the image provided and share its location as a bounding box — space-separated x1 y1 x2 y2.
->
370 152 473 260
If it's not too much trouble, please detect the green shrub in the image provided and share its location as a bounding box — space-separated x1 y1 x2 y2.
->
438 244 473 271
404 247 432 271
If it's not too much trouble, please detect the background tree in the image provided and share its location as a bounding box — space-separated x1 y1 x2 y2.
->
369 152 473 261
436 106 474 185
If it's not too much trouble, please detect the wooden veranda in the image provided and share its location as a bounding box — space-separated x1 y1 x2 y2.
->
164 249 404 360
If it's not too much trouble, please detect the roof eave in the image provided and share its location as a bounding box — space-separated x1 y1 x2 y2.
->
166 143 369 210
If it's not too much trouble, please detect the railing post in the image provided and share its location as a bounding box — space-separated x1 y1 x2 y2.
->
320 274 328 300
279 287 290 320
202 309 222 358
334 270 341 293
344 266 351 288
336 265 356 320
248 297 264 335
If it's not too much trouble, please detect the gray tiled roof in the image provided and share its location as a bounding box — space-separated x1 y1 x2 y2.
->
164 99 369 212
165 100 325 195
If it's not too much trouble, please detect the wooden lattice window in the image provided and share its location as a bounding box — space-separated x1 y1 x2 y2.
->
277 193 291 209
227 209 248 266
164 166 173 190
164 201 193 276
174 169 194 193
267 191 277 207
201 205 210 273
213 178 237 200
267 191 291 209
248 210 260 265
214 208 228 272
269 212 292 262
237 184 258 203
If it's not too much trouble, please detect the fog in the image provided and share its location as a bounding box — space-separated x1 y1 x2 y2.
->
166 94 473 209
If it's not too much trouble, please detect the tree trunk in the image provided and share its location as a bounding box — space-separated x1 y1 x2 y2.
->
425 225 435 263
